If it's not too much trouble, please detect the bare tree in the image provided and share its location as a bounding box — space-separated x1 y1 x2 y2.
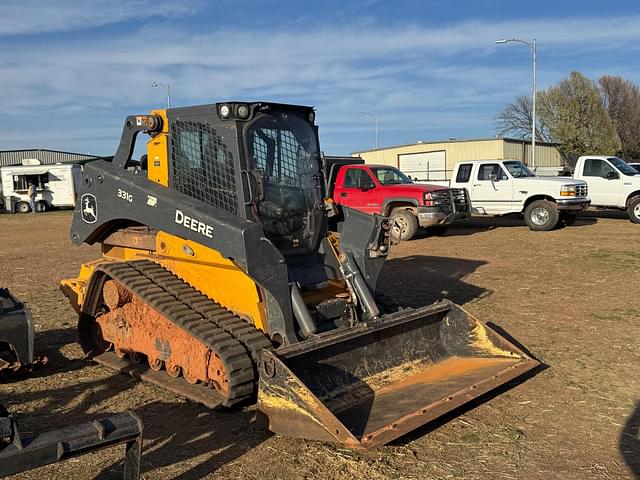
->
494 95 551 141
599 75 640 160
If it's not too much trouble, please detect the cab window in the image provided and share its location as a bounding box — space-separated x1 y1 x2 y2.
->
477 164 508 181
343 168 375 189
456 163 472 183
583 159 616 178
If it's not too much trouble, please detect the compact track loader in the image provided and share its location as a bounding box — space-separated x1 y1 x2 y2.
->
61 102 540 447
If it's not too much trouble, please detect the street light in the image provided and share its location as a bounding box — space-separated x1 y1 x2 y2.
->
151 81 171 108
495 38 537 167
359 111 379 149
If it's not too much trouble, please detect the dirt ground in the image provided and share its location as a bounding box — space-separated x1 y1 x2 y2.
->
1 210 639 479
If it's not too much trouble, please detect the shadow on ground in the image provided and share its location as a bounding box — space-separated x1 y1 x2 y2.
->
5 369 269 479
412 214 599 239
582 209 631 221
379 255 489 307
620 401 640 479
1 327 92 384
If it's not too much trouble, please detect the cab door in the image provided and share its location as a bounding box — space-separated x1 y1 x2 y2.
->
468 163 514 214
579 158 623 207
333 166 380 214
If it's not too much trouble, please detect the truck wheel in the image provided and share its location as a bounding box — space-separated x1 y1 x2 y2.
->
560 212 578 226
390 209 419 241
524 200 559 231
15 202 30 214
629 196 640 224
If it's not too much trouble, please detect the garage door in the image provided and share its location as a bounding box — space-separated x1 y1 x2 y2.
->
398 151 446 181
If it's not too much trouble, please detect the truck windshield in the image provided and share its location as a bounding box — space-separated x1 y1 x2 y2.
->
245 110 324 253
608 157 639 176
370 167 413 185
503 161 535 178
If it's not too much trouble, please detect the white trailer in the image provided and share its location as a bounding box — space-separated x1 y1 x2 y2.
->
0 163 82 213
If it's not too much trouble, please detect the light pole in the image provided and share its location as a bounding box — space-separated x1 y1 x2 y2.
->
359 111 379 149
495 38 537 167
151 81 171 108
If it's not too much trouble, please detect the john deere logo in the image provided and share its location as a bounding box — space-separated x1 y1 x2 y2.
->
81 194 97 224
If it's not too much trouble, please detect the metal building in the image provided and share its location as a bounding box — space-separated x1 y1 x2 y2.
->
0 149 101 168
352 137 564 180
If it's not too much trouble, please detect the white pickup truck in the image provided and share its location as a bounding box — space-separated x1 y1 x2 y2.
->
571 156 640 223
446 160 590 231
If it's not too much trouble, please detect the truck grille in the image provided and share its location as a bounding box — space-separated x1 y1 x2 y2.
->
430 188 469 214
450 188 469 211
576 184 588 197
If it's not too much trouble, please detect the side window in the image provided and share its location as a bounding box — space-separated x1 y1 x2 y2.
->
170 119 238 214
477 164 508 181
343 168 374 189
456 163 472 183
12 174 47 191
584 159 615 178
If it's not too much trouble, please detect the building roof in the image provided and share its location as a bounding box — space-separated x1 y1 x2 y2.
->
352 136 559 155
0 149 103 167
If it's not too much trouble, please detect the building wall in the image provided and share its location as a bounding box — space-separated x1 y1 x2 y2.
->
503 140 563 168
354 138 563 179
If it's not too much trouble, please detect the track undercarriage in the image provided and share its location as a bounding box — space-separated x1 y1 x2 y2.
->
79 260 272 408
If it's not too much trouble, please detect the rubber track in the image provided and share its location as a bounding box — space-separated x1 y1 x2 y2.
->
131 261 273 371
97 260 264 407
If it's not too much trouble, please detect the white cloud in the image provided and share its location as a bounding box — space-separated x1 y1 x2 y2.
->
0 0 202 35
1 13 640 153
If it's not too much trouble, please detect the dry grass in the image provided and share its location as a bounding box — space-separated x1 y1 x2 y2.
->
1 210 639 479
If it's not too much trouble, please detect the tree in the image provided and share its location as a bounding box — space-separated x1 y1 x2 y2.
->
494 94 552 142
537 71 620 157
599 75 640 160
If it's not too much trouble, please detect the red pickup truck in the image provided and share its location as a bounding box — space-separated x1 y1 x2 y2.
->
324 157 470 240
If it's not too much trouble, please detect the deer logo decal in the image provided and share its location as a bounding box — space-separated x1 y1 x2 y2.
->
80 193 98 224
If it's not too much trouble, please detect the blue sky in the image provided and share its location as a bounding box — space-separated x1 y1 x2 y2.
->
2 0 640 156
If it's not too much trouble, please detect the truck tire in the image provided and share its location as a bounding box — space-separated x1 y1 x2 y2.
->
524 200 559 231
628 196 640 224
560 212 578 226
390 209 419 241
15 202 30 214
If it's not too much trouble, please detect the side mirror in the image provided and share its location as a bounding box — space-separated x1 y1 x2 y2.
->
489 173 498 182
360 182 375 191
606 171 619 180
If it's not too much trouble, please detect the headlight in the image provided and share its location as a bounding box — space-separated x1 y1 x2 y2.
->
424 192 434 206
236 104 250 119
560 184 576 196
219 104 231 118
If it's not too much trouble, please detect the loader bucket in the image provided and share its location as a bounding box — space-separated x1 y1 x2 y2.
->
0 288 35 371
257 300 540 448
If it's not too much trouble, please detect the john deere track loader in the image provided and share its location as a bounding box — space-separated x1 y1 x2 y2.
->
61 102 540 448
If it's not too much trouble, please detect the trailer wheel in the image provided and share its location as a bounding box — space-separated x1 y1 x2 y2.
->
35 201 48 212
15 202 30 214
524 200 559 231
390 209 418 241
628 196 640 224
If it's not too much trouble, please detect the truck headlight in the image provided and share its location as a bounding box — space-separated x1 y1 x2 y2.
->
560 184 576 196
424 192 434 206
